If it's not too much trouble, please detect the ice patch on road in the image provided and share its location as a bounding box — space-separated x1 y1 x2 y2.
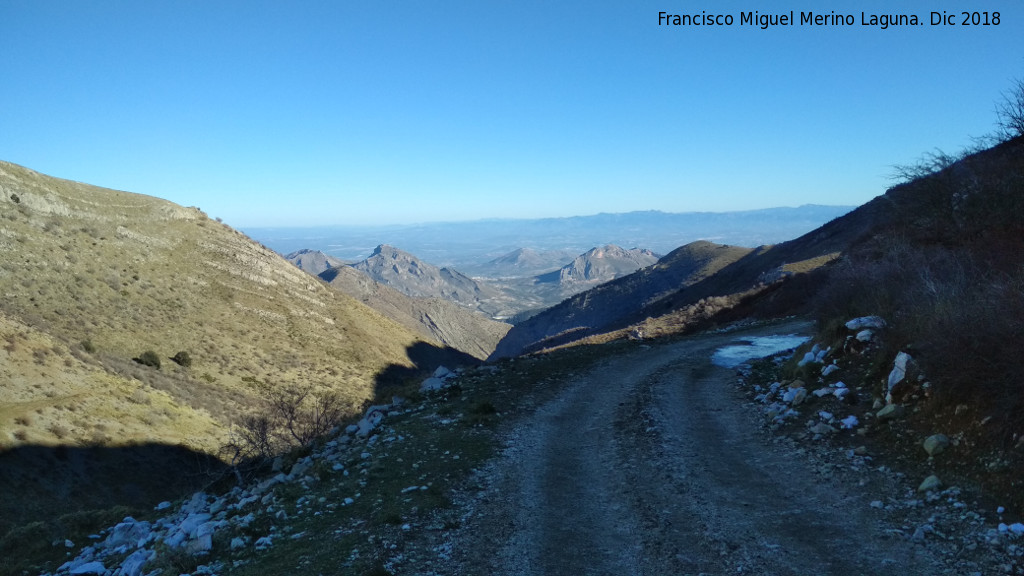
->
711 334 810 368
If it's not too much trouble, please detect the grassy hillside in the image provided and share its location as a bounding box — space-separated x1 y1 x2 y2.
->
319 264 511 360
0 160 438 453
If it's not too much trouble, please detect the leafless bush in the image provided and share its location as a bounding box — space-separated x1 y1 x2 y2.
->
996 78 1024 141
224 384 346 462
814 239 1024 436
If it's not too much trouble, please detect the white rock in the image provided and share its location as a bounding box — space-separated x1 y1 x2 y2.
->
821 364 839 376
119 549 155 576
840 415 859 429
154 501 172 511
433 366 451 378
887 352 912 391
104 518 152 550
288 457 314 479
846 316 886 331
70 561 106 575
782 387 804 403
230 537 246 550
419 377 445 392
181 492 209 514
855 329 874 342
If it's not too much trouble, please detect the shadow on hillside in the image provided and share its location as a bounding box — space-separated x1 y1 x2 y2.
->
0 341 480 564
0 442 228 544
371 341 479 399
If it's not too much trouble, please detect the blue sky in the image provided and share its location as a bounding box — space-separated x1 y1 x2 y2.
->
1 1 1021 227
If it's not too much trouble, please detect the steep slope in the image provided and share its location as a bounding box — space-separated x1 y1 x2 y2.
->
284 248 347 275
351 244 508 317
491 241 751 358
319 265 511 360
0 160 434 454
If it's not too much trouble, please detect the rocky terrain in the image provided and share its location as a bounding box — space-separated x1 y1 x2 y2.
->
27 320 1023 576
536 244 659 288
283 249 347 275
350 245 511 318
318 264 510 360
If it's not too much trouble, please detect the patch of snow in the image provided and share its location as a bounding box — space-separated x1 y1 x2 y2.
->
711 335 810 368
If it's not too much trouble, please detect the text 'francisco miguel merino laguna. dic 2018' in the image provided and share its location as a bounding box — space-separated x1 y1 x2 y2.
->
657 10 1001 30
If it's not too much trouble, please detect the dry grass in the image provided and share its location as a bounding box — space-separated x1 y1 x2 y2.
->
0 160 431 456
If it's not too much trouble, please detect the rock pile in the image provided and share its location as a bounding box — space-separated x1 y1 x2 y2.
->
43 392 417 576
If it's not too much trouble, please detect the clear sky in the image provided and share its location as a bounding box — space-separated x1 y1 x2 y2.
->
1 1 1021 227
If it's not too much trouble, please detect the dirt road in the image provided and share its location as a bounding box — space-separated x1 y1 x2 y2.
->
443 321 951 576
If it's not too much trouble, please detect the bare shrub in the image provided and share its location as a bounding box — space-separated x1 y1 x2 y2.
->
225 385 346 461
815 238 1024 437
996 78 1024 141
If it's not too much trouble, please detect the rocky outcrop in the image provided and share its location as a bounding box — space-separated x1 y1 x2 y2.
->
320 265 510 360
351 245 505 317
283 249 347 275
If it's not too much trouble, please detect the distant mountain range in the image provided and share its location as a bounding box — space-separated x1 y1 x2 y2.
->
246 205 855 268
490 241 751 358
290 244 672 325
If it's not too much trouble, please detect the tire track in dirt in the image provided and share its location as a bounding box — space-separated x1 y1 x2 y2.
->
443 321 953 575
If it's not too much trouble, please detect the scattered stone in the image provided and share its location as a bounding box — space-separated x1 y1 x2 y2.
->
855 329 875 342
923 434 950 456
876 404 905 421
887 352 912 392
420 377 445 392
846 316 886 331
69 562 106 575
918 475 942 493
